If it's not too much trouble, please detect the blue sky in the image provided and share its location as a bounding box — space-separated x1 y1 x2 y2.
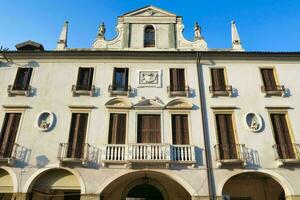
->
1 0 299 51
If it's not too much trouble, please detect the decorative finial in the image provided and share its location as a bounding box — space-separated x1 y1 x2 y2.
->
98 22 106 39
231 20 244 51
194 22 202 40
56 21 69 50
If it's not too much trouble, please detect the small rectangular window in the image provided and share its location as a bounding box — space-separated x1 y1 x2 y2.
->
170 68 185 91
112 68 129 91
211 68 226 91
76 67 94 90
108 113 126 144
261 68 277 91
12 68 33 90
67 113 88 159
172 114 189 145
0 113 22 158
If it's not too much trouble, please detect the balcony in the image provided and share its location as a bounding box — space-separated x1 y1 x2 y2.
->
209 85 232 97
108 85 132 96
261 85 285 96
167 86 190 97
214 144 246 167
0 143 21 166
57 143 90 166
71 84 96 96
272 143 300 166
102 144 195 167
7 84 31 97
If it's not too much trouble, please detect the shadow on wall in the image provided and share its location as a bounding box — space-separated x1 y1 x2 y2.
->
244 147 261 168
36 155 50 168
15 145 31 168
87 145 101 169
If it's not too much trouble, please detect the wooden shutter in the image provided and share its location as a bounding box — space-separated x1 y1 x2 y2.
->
211 68 226 91
271 114 295 159
172 115 189 144
76 67 94 90
137 115 161 143
68 113 88 158
108 113 126 144
215 114 237 159
13 68 33 90
261 69 277 91
113 68 128 91
0 113 21 158
170 68 185 91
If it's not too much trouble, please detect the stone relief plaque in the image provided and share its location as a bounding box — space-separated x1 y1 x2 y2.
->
138 70 161 87
36 111 55 131
245 112 263 132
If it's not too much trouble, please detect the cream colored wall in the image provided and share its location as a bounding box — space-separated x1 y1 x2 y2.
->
201 58 300 196
0 57 208 196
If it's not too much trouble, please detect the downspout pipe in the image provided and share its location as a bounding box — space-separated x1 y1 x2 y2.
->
196 51 216 199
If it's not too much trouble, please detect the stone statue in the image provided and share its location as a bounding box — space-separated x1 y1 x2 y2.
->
98 22 106 38
194 22 201 39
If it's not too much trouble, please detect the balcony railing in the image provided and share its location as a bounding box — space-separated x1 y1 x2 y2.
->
108 84 132 96
272 143 300 163
0 143 21 165
7 84 31 97
58 143 90 165
209 85 232 97
167 85 190 97
261 85 285 96
214 144 246 166
103 144 195 165
71 84 96 96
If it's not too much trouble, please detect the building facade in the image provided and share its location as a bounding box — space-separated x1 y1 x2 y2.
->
0 5 299 200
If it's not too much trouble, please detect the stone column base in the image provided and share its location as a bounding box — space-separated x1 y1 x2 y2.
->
12 193 28 200
192 196 210 200
286 196 300 200
80 194 100 200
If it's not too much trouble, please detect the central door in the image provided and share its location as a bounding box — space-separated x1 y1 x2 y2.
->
137 115 161 143
126 184 164 200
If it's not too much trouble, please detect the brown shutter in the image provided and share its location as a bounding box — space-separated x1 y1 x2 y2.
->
68 113 88 158
124 68 129 91
170 68 185 91
108 113 126 144
211 69 226 91
76 67 94 90
172 115 189 145
216 114 237 159
0 113 21 158
88 68 94 89
261 69 277 91
13 68 32 90
271 114 295 159
178 69 186 91
138 115 161 143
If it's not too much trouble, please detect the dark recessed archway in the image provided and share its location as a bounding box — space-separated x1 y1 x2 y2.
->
127 183 164 200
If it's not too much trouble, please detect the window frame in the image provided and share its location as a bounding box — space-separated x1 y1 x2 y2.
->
169 111 192 145
143 25 156 48
106 110 129 144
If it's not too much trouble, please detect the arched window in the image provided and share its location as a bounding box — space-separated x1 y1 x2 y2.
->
144 25 155 47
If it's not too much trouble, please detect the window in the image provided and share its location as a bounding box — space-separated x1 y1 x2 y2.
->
215 114 237 160
260 68 285 95
209 68 232 96
144 26 155 47
0 113 22 158
67 113 88 159
108 113 126 144
75 67 94 90
137 115 161 143
112 68 129 91
172 114 189 144
12 67 33 90
170 68 185 91
270 113 295 159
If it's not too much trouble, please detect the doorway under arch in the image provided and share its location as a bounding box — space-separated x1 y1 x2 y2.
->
126 183 164 200
222 172 286 200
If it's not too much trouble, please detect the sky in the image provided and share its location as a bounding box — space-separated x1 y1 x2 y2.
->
0 0 300 51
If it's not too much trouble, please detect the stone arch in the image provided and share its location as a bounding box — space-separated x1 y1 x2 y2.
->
165 98 193 110
105 97 132 109
217 170 293 198
0 167 18 193
22 167 86 194
97 170 195 200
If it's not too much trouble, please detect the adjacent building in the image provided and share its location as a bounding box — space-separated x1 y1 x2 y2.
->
0 5 299 200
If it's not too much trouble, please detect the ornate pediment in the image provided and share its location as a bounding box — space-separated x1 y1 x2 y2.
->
166 99 193 110
123 5 176 17
105 98 132 109
134 97 165 110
